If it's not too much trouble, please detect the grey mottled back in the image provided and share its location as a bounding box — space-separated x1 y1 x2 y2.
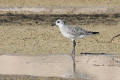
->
63 24 93 37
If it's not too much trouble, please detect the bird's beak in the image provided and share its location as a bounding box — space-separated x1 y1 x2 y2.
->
51 23 56 26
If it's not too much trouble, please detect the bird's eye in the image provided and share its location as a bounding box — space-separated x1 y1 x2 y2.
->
57 21 60 23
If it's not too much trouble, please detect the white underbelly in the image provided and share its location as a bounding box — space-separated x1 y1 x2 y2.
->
78 35 86 38
61 32 73 38
61 32 86 39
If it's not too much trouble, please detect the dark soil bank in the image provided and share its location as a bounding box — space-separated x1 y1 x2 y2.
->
0 13 120 26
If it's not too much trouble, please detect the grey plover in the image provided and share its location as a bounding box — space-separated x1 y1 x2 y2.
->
54 19 99 73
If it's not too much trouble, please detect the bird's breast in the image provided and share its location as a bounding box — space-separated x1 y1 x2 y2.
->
59 28 75 39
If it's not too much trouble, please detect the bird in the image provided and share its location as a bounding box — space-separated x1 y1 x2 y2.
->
53 19 99 73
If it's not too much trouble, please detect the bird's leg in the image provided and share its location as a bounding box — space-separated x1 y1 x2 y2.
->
71 40 76 73
72 40 76 58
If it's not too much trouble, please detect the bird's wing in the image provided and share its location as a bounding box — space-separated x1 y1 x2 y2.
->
66 25 89 36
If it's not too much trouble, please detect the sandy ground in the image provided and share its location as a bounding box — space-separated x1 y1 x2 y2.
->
0 7 118 14
0 13 120 55
0 13 120 80
0 54 120 80
0 0 120 14
0 1 120 80
0 0 120 8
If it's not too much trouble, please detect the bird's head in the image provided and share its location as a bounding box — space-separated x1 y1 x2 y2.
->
51 19 65 27
55 19 65 27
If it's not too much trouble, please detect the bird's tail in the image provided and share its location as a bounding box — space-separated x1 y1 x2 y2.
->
87 31 99 35
91 32 99 34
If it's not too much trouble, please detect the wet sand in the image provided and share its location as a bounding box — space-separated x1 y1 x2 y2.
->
0 54 120 80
